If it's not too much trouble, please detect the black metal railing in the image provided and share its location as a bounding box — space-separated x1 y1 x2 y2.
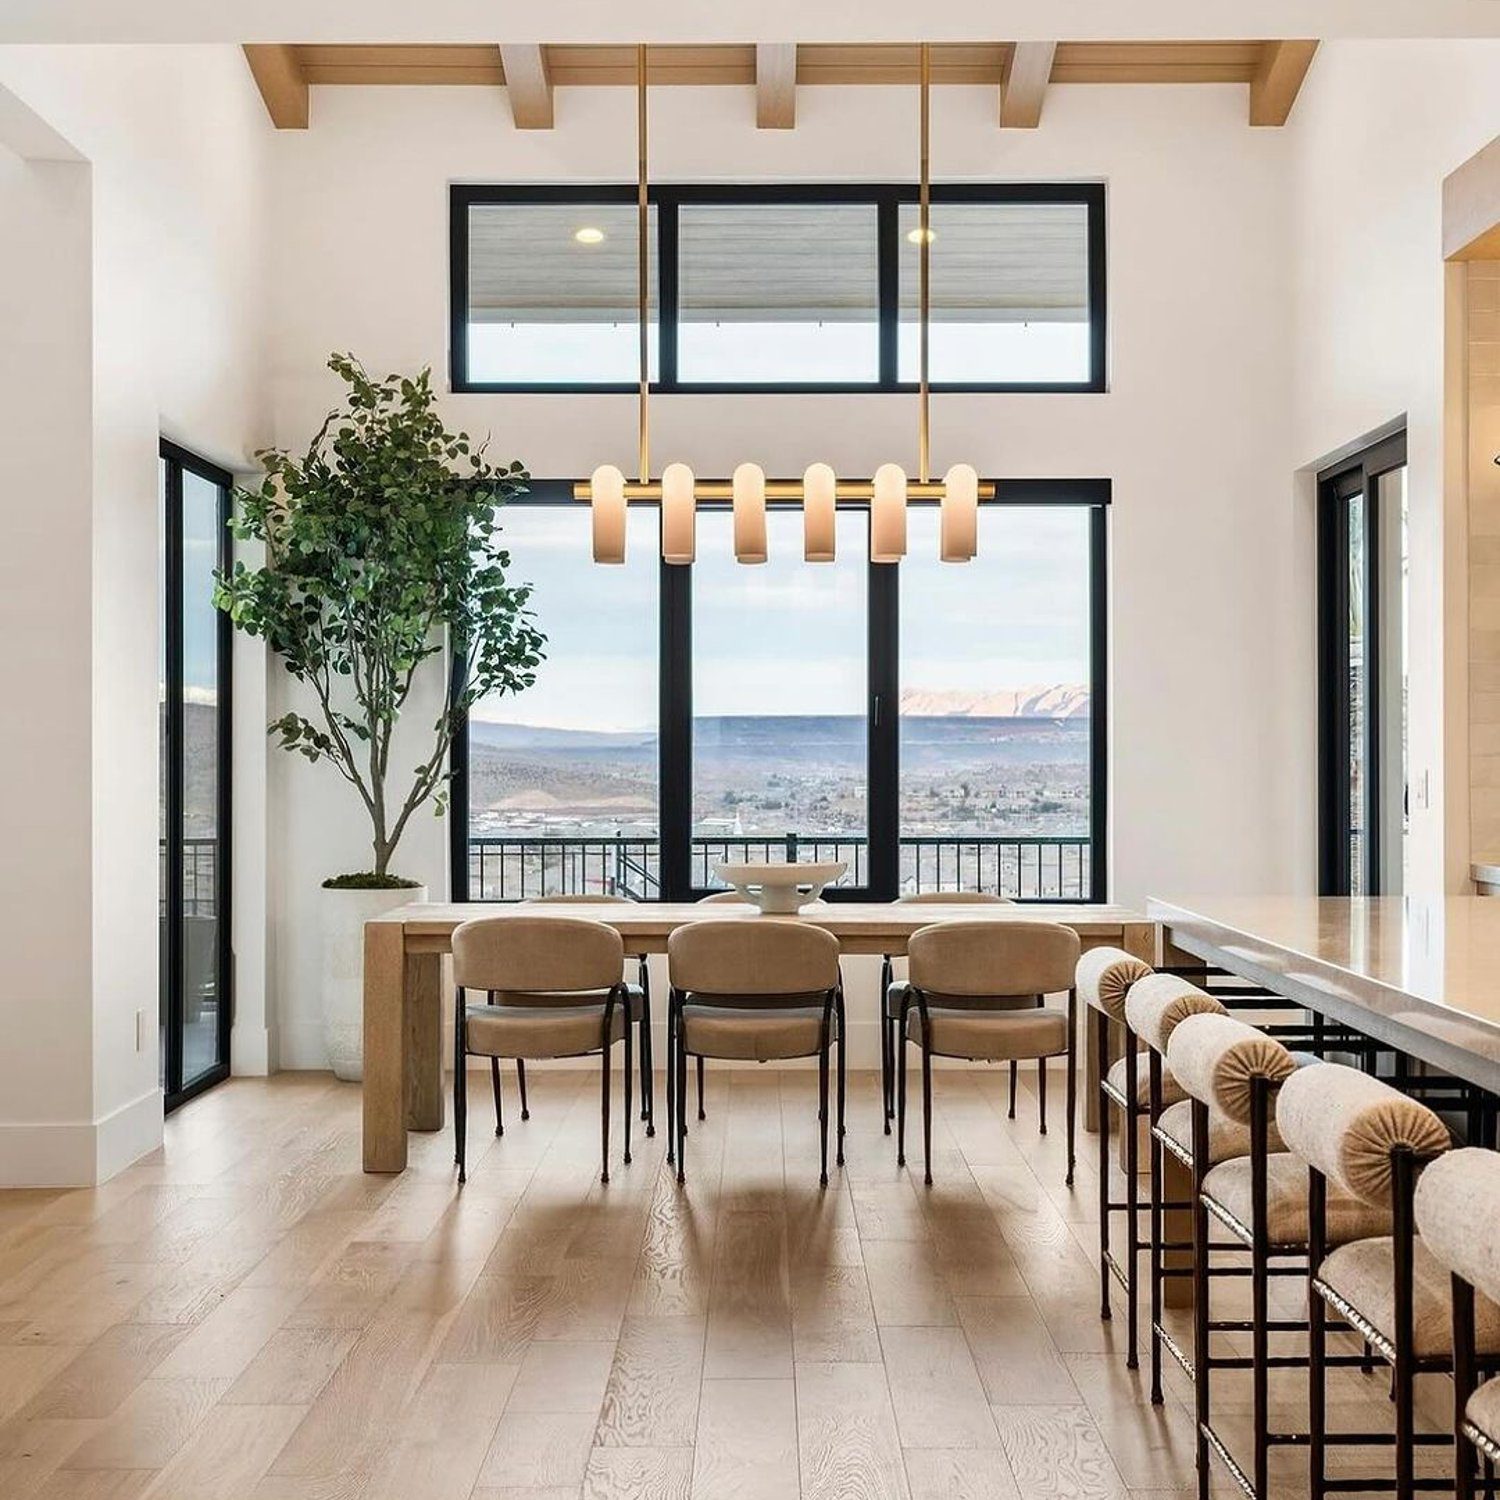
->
160 838 219 918
467 833 1092 902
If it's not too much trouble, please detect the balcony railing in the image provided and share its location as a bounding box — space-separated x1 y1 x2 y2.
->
467 833 1093 903
160 837 220 918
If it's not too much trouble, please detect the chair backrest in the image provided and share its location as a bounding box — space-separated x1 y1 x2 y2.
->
451 916 624 999
1414 1147 1500 1304
1165 1012 1296 1123
1277 1062 1450 1208
668 919 840 1001
1076 945 1153 1023
525 893 633 905
906 920 1080 1001
896 891 1015 905
1125 975 1226 1054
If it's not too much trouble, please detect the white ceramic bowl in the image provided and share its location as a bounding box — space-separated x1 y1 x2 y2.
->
710 860 847 914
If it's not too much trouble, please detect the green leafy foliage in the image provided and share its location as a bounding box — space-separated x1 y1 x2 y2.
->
214 354 546 878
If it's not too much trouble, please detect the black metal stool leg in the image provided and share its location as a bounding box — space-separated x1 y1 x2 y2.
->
1037 1056 1048 1135
491 1058 503 1136
1008 1059 1018 1119
697 1055 706 1121
515 1059 529 1121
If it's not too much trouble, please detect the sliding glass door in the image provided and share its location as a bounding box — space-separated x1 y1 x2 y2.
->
1318 431 1408 896
160 441 233 1109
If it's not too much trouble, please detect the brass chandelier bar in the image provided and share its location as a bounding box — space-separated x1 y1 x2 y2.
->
571 479 996 502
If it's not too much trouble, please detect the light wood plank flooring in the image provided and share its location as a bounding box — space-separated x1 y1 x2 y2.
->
0 1067 1458 1498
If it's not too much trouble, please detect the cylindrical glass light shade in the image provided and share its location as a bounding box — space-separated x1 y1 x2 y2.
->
803 463 837 562
732 462 767 564
940 463 978 562
589 465 627 565
870 463 907 563
661 462 696 565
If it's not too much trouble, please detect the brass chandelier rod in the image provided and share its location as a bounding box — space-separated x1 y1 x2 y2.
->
636 43 650 485
918 40 931 486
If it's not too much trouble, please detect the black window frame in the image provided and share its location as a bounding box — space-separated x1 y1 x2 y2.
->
1316 428 1407 897
450 182 1107 396
160 438 235 1113
450 477 1109 904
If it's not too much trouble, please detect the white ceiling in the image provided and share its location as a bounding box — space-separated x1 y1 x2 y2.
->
4 0 1500 44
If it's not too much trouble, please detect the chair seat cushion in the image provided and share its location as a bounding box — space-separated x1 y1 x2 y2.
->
905 1006 1068 1062
1318 1237 1500 1359
1154 1099 1284 1167
1201 1154 1391 1248
682 1005 828 1062
466 1003 626 1060
1106 1053 1187 1108
1467 1377 1500 1448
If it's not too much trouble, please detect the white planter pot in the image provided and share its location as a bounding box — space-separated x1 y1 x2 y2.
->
321 884 427 1081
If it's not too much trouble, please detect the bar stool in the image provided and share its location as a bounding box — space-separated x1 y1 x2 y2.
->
879 892 1013 1134
1076 946 1155 1362
1415 1147 1500 1499
1278 1064 1494 1500
893 920 1080 1187
1170 1019 1398 1500
527 893 654 1135
666 920 845 1186
450 916 633 1184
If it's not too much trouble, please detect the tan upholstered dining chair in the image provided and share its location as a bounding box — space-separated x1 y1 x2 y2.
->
667 920 845 1186
450 916 634 1184
879 891 1013 1133
525 894 653 1135
893 919 1081 1187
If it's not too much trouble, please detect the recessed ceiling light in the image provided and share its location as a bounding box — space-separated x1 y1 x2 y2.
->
906 227 936 245
574 226 606 245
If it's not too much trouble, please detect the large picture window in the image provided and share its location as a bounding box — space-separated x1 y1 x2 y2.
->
451 183 1106 394
454 481 1107 902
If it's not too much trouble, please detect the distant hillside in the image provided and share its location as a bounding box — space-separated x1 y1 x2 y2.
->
899 686 1089 719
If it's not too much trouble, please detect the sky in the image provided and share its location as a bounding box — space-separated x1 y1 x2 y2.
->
473 500 1092 731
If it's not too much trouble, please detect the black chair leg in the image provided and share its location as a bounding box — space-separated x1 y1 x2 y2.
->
516 1059 529 1121
697 1055 706 1122
835 998 847 1167
818 1042 830 1188
665 998 676 1167
897 1030 909 1168
676 1032 688 1186
1037 1057 1048 1135
1065 1035 1077 1189
491 1057 503 1136
455 1038 469 1184
599 1038 612 1186
881 1013 893 1133
640 999 654 1135
1008 1059 1018 1119
623 1016 633 1169
921 1034 934 1188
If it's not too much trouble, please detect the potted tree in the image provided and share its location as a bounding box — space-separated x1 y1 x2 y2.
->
216 354 545 1078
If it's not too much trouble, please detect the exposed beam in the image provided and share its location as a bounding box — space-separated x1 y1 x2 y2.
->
500 43 553 127
755 42 796 128
1248 39 1317 126
999 41 1055 127
243 43 308 129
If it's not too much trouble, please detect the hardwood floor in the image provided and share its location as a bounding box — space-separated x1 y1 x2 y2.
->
0 1067 1456 1498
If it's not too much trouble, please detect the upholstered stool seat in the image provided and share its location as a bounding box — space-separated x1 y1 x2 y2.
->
1155 1098 1284 1167
1318 1238 1500 1358
465 1002 627 1060
682 1004 827 1062
1107 1052 1188 1108
1201 1153 1391 1248
905 1004 1068 1061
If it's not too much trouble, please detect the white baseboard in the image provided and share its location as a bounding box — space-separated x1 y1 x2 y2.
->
277 1019 329 1071
231 1023 272 1077
0 1087 163 1188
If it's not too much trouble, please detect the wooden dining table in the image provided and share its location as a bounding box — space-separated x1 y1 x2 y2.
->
361 899 1155 1171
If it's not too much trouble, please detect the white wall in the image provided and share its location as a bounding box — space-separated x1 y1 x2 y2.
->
263 80 1305 1063
0 45 272 1180
1288 39 1500 894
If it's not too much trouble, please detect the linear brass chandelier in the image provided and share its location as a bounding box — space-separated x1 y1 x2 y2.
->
580 42 990 565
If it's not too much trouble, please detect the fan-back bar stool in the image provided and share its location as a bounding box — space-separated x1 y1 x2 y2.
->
666 920 845 1186
879 892 1013 1133
527 893 654 1135
1279 1065 1496 1500
450 916 633 1184
1102 971 1223 1375
1169 1017 1389 1500
1076 946 1155 1364
893 920 1081 1187
1415 1147 1500 1499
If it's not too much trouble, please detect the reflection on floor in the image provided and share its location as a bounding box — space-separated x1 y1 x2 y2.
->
0 1068 1459 1498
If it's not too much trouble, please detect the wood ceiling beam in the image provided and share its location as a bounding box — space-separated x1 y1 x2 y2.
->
755 43 796 128
1248 39 1318 126
999 41 1054 128
243 44 308 129
500 44 554 127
